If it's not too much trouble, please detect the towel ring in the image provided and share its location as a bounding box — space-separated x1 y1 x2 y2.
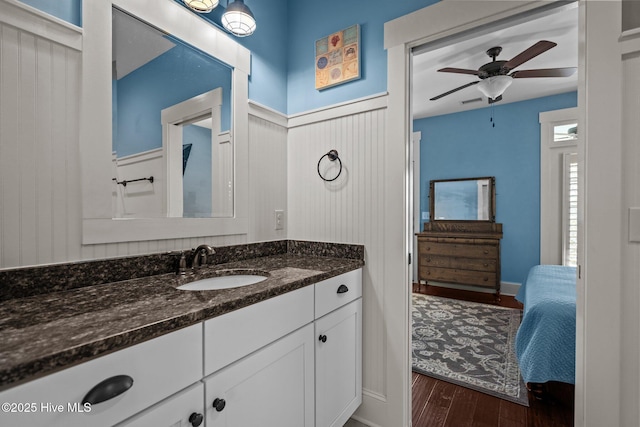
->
317 150 342 182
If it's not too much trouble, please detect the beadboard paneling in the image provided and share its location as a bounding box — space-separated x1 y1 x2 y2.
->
0 7 254 268
0 21 82 268
621 36 640 426
288 102 388 397
248 113 288 242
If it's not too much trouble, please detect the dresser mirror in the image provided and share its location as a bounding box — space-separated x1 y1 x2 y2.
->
81 0 251 244
429 177 496 222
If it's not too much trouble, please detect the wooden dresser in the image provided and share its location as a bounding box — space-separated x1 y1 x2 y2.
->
417 221 503 299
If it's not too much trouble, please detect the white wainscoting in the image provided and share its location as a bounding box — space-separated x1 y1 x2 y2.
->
0 7 83 268
287 94 389 412
0 2 258 268
112 149 164 219
248 102 288 242
620 28 640 427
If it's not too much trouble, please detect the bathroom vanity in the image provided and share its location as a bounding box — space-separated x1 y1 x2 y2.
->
0 245 363 427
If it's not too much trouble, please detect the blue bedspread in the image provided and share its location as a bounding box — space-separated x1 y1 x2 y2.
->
515 265 576 384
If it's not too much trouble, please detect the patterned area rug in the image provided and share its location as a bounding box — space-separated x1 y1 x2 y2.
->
412 294 529 406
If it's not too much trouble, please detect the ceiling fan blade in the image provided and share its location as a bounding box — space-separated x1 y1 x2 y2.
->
429 81 479 101
511 67 577 78
437 67 480 76
504 40 557 71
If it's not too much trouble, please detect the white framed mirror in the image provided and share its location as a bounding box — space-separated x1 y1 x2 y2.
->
81 0 250 244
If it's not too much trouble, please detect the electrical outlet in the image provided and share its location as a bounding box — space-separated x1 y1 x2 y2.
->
275 210 284 230
630 207 640 242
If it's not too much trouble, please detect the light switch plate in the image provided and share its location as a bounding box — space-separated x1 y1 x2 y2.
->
630 207 640 242
275 210 284 230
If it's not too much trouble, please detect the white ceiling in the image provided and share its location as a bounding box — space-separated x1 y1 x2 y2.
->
412 6 578 120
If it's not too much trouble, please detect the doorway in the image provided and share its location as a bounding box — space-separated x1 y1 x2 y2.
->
400 1 577 426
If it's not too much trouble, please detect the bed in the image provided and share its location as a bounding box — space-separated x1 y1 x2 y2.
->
515 264 577 385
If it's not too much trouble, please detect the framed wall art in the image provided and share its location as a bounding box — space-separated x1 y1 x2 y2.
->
315 24 360 90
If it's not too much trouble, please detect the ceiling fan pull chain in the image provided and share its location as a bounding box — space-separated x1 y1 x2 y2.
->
490 104 495 128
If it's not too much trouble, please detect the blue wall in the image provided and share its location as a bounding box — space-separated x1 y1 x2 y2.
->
114 44 231 157
414 92 578 284
176 0 290 114
19 0 81 26
25 0 443 115
286 0 438 114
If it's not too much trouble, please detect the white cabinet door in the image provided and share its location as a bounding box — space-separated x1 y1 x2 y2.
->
315 298 362 427
204 323 315 427
116 383 204 427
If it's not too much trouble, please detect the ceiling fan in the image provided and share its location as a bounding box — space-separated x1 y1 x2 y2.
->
429 40 577 104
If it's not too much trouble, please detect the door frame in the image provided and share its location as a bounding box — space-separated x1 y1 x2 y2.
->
385 1 624 425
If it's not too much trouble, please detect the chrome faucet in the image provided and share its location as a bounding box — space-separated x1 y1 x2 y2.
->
192 244 215 269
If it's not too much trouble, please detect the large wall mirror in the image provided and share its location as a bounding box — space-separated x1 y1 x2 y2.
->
82 0 250 243
429 177 496 222
112 7 233 219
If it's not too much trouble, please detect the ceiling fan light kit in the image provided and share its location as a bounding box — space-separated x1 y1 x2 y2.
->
477 75 513 101
430 40 577 104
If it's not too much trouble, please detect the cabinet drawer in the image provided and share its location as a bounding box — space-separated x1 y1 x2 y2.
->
204 285 314 376
117 382 204 427
420 255 496 272
0 324 203 427
315 269 362 319
419 242 497 259
421 267 496 288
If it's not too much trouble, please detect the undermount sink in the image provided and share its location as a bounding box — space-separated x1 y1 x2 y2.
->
177 270 269 291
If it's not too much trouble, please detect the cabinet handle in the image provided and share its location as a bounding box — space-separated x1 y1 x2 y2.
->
483 277 489 282
319 334 327 343
212 398 226 412
483 263 488 267
82 375 133 405
337 284 349 294
484 250 489 254
189 412 204 427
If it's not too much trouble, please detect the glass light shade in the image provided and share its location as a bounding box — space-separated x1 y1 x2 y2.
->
222 0 256 37
477 75 513 100
184 0 219 13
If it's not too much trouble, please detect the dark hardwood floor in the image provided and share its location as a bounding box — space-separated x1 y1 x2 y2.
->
412 284 575 427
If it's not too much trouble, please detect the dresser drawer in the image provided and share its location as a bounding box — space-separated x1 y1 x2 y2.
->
419 242 497 259
315 269 362 319
421 267 497 288
420 255 496 272
0 324 203 427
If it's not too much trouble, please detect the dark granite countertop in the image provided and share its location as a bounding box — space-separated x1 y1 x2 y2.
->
0 254 364 391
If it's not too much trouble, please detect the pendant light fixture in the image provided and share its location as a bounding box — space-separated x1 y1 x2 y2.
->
222 0 256 37
183 0 219 13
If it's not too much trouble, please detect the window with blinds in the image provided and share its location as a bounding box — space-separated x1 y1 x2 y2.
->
564 153 578 267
